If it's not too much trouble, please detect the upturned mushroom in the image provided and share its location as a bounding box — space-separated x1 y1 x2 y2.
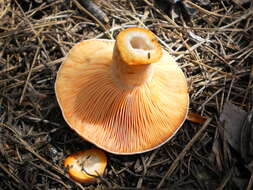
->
55 27 189 154
64 149 107 182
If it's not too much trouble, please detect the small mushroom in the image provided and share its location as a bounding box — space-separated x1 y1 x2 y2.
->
55 27 189 154
64 149 107 183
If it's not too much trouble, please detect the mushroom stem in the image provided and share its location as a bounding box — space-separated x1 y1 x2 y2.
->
112 47 154 88
111 28 163 88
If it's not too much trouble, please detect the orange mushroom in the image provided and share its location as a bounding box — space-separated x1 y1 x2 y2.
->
64 149 107 183
55 27 189 154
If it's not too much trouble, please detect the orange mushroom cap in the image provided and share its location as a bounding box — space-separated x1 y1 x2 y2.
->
64 149 107 183
55 27 189 154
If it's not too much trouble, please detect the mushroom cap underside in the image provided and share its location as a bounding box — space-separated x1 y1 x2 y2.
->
55 39 189 154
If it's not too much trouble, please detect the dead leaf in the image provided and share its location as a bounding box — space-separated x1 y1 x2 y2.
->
220 102 247 152
212 137 223 171
240 112 253 163
187 112 208 124
232 0 251 5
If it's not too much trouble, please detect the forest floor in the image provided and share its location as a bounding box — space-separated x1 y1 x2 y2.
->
0 0 253 189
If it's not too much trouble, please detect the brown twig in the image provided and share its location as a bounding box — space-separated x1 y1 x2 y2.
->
1 123 86 190
72 0 112 39
78 0 109 24
19 46 40 104
157 118 212 188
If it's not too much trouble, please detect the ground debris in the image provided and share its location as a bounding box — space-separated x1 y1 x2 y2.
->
0 0 253 189
78 0 109 24
232 0 252 6
220 101 247 152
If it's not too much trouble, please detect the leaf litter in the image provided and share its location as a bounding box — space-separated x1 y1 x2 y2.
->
0 0 253 189
220 101 247 153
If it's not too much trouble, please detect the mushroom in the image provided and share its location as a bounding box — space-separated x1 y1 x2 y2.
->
64 149 107 183
55 27 189 154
